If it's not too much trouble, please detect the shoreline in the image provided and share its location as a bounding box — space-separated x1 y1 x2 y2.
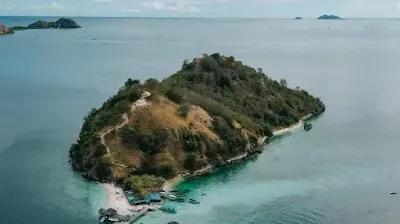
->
102 114 313 219
163 114 313 189
272 114 312 136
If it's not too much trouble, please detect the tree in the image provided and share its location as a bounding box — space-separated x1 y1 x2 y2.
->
185 153 197 171
125 78 140 87
280 79 287 87
145 78 159 90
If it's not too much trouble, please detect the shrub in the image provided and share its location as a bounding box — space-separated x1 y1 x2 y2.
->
178 103 190 118
123 175 165 196
166 88 186 103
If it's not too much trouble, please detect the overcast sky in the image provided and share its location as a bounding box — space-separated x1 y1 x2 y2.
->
1 0 400 18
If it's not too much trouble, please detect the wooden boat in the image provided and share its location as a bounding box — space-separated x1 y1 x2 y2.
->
160 206 177 214
176 197 185 202
304 122 313 131
189 199 200 204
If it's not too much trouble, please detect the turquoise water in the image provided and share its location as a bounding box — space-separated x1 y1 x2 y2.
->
2 17 400 223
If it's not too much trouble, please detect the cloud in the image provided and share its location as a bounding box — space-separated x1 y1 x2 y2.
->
260 0 302 3
32 1 65 11
122 8 140 13
140 0 200 12
93 0 114 3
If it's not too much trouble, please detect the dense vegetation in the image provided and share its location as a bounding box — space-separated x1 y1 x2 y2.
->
69 54 325 194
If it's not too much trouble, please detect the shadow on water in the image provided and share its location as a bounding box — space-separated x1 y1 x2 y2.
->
175 155 259 194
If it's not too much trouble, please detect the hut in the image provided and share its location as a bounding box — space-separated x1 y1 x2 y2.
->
148 193 162 202
104 208 118 218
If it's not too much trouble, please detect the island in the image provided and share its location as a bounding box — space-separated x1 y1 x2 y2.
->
0 24 14 35
10 18 81 31
69 54 325 220
295 17 303 20
317 15 341 20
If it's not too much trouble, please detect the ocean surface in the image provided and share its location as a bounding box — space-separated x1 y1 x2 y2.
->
1 17 400 224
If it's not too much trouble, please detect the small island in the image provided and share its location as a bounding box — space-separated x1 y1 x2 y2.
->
317 15 341 20
69 54 325 220
0 24 14 35
10 18 81 31
295 17 303 20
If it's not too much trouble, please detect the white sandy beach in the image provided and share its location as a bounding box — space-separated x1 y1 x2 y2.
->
163 175 184 192
273 114 312 136
104 183 136 215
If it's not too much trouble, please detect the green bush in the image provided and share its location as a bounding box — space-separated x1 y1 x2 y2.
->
166 88 186 104
123 175 165 196
178 103 190 118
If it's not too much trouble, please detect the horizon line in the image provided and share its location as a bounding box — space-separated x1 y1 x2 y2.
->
1 15 400 19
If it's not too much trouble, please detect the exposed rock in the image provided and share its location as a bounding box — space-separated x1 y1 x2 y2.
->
317 15 341 20
11 18 81 31
295 17 303 20
0 24 14 35
28 18 81 29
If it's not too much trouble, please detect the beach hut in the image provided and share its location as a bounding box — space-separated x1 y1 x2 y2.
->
104 208 118 218
127 195 135 203
148 193 162 202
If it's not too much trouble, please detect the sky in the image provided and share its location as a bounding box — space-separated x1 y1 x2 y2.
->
1 0 400 18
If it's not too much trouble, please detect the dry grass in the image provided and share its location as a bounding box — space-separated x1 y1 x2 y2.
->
105 96 223 174
105 131 143 171
130 99 187 131
186 105 221 143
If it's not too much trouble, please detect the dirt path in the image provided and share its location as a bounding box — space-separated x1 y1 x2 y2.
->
99 91 151 164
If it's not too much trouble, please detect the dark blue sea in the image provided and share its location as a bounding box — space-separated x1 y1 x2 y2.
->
1 17 400 224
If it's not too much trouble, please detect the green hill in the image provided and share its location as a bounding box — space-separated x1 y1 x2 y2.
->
69 53 325 194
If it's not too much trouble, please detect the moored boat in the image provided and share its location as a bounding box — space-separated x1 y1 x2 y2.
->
189 198 200 204
304 122 313 131
160 206 177 214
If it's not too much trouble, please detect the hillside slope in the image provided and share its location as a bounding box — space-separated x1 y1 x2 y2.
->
69 54 325 194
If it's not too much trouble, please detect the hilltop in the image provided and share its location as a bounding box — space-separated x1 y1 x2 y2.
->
69 54 325 195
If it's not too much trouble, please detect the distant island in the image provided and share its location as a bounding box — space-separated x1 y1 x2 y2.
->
317 15 341 20
295 17 303 20
0 24 14 35
69 53 325 198
10 18 81 31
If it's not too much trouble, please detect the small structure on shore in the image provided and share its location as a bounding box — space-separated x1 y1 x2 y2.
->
99 208 121 223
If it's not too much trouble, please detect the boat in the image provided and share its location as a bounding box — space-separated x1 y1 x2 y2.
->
160 206 177 214
167 195 177 200
176 197 185 202
189 199 200 204
390 191 397 195
304 122 313 131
